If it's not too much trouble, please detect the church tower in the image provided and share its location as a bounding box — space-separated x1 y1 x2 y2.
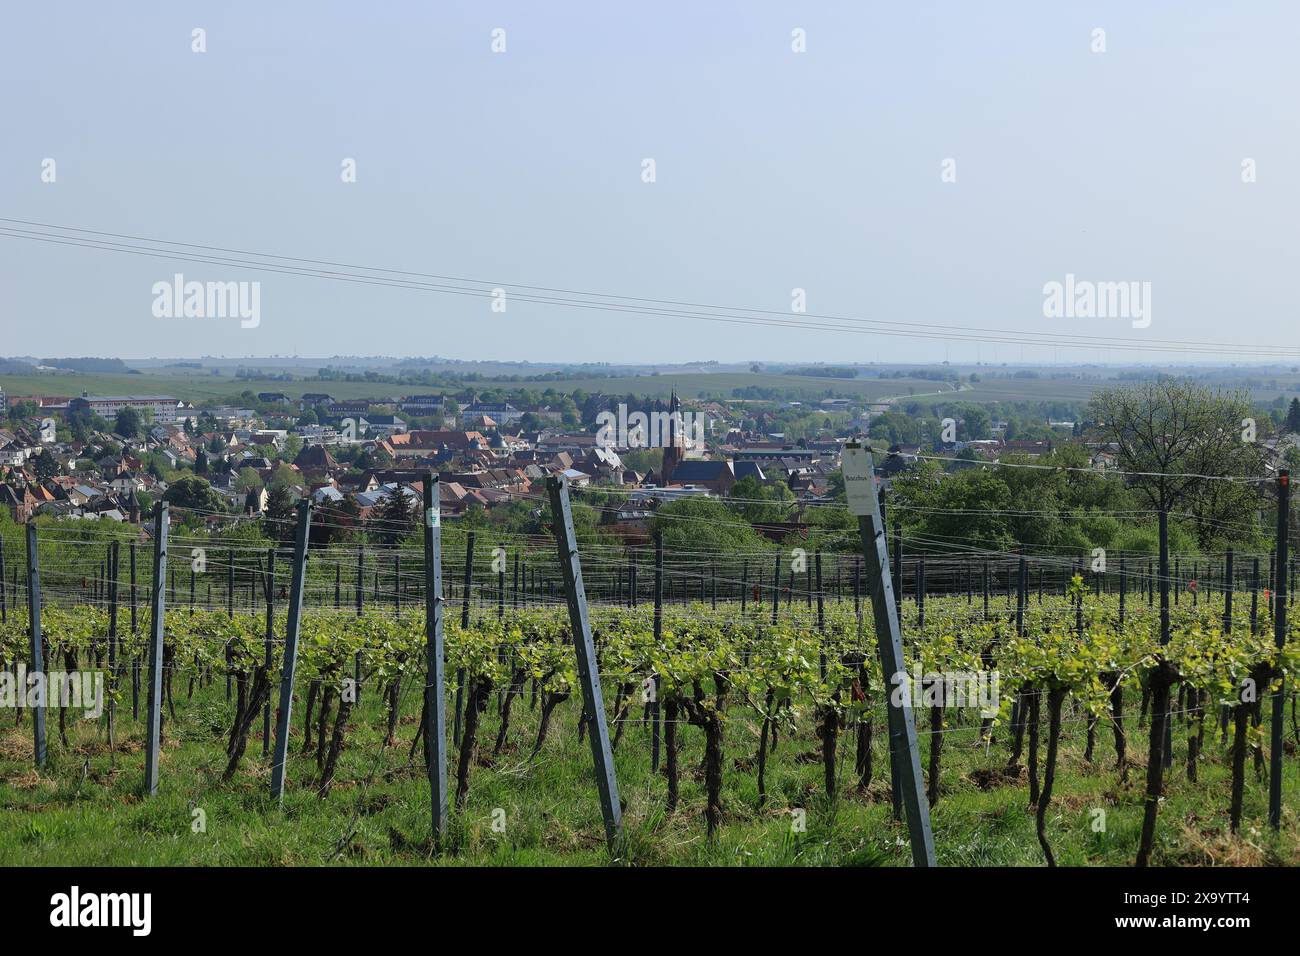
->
661 387 683 484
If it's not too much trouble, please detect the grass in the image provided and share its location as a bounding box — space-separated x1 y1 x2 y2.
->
1 670 1296 866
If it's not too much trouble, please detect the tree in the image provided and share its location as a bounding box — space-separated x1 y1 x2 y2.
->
33 449 59 479
1088 379 1265 867
728 475 795 524
262 483 296 545
162 475 226 514
1089 380 1264 549
651 497 774 554
371 486 418 546
114 407 144 439
268 463 299 492
195 449 209 475
234 467 263 495
1285 397 1300 435
311 496 362 547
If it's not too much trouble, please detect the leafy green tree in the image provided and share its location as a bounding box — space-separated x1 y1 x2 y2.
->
162 475 226 514
114 407 144 439
728 475 795 524
235 467 263 495
651 497 774 554
33 449 59 479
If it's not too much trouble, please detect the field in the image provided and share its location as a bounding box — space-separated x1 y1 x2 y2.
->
10 361 1300 412
1 536 1297 867
0 367 956 405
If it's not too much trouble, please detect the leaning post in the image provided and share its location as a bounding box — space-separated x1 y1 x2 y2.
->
547 475 622 853
270 499 312 803
842 443 936 867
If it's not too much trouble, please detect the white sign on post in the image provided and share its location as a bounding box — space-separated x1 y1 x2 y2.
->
841 445 876 517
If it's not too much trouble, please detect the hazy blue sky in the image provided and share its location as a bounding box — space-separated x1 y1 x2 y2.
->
2 1 1295 364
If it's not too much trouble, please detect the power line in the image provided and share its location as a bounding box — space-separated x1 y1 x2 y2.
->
3 217 1297 357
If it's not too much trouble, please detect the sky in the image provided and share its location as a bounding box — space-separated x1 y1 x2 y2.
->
1 1 1296 365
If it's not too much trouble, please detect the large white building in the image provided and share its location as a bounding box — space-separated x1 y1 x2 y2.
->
70 393 182 425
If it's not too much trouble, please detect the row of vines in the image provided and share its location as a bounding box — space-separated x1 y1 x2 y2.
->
1 579 1297 864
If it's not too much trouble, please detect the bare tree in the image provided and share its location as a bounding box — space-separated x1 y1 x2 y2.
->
1089 379 1266 866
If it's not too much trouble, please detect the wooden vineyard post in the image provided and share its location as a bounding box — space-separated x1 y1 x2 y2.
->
547 475 623 854
25 523 46 769
1270 471 1289 829
270 499 312 803
423 476 449 845
842 443 936 867
143 503 170 795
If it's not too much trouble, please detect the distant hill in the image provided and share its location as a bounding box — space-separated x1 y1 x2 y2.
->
40 357 132 373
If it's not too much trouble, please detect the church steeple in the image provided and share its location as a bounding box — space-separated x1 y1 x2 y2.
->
661 386 683 484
